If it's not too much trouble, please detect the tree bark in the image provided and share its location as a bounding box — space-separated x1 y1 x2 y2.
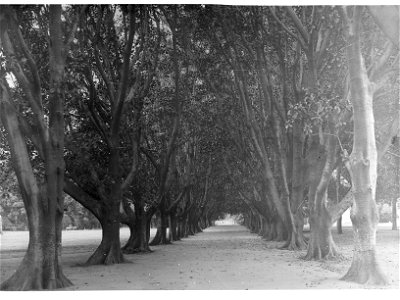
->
305 202 339 260
149 207 171 246
85 204 124 265
305 128 341 260
392 136 399 230
341 6 388 284
336 217 343 234
0 189 71 290
0 5 72 289
121 220 139 253
290 121 308 248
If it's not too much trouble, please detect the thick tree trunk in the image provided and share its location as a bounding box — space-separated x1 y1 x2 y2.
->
275 219 287 242
120 199 138 253
121 221 139 254
149 209 171 246
149 212 162 245
305 132 340 260
392 199 398 230
337 217 343 234
1 71 70 289
341 7 388 284
160 209 171 244
392 136 399 230
170 215 180 241
195 217 203 233
290 122 308 249
177 219 183 239
1 192 71 290
182 217 190 238
265 220 277 241
0 5 73 290
305 208 339 260
124 208 153 254
85 206 124 265
258 216 266 237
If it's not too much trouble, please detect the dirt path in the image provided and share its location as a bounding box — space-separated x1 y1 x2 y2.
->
0 225 398 289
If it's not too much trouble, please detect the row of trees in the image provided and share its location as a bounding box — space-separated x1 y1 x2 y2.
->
0 5 398 290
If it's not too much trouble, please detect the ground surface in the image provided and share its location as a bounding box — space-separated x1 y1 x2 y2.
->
0 224 398 290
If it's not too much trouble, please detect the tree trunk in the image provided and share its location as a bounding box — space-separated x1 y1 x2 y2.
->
182 217 189 237
149 208 171 245
121 221 139 254
160 208 171 244
149 212 162 245
196 217 203 233
1 71 71 290
341 7 388 284
170 214 180 241
337 217 343 234
392 200 398 230
124 207 153 254
275 219 287 242
305 207 339 260
0 5 73 290
305 133 340 260
85 205 124 265
264 219 277 241
177 219 183 239
290 121 308 249
392 136 399 230
0 191 71 290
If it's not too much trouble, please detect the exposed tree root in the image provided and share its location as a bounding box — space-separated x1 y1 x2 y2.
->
85 242 125 265
122 246 153 254
122 237 139 253
1 261 72 290
279 232 307 251
149 229 171 246
304 240 342 261
341 250 388 285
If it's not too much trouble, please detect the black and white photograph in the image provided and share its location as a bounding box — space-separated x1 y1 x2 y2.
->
0 1 399 292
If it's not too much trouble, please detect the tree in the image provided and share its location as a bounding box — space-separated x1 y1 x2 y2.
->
340 5 389 285
63 5 160 264
0 5 81 290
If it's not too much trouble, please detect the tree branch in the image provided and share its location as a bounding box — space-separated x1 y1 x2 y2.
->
269 7 308 50
284 6 310 45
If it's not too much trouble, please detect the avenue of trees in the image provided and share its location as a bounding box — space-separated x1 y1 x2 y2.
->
0 4 399 290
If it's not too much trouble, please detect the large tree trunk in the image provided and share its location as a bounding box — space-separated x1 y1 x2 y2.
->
290 121 308 248
341 7 388 284
149 208 171 246
170 214 180 241
85 142 126 265
0 92 71 290
336 216 343 234
276 219 288 241
0 190 71 290
1 6 71 289
137 203 153 252
85 204 124 265
121 220 139 253
305 129 341 260
120 198 139 253
305 201 339 260
392 136 399 230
